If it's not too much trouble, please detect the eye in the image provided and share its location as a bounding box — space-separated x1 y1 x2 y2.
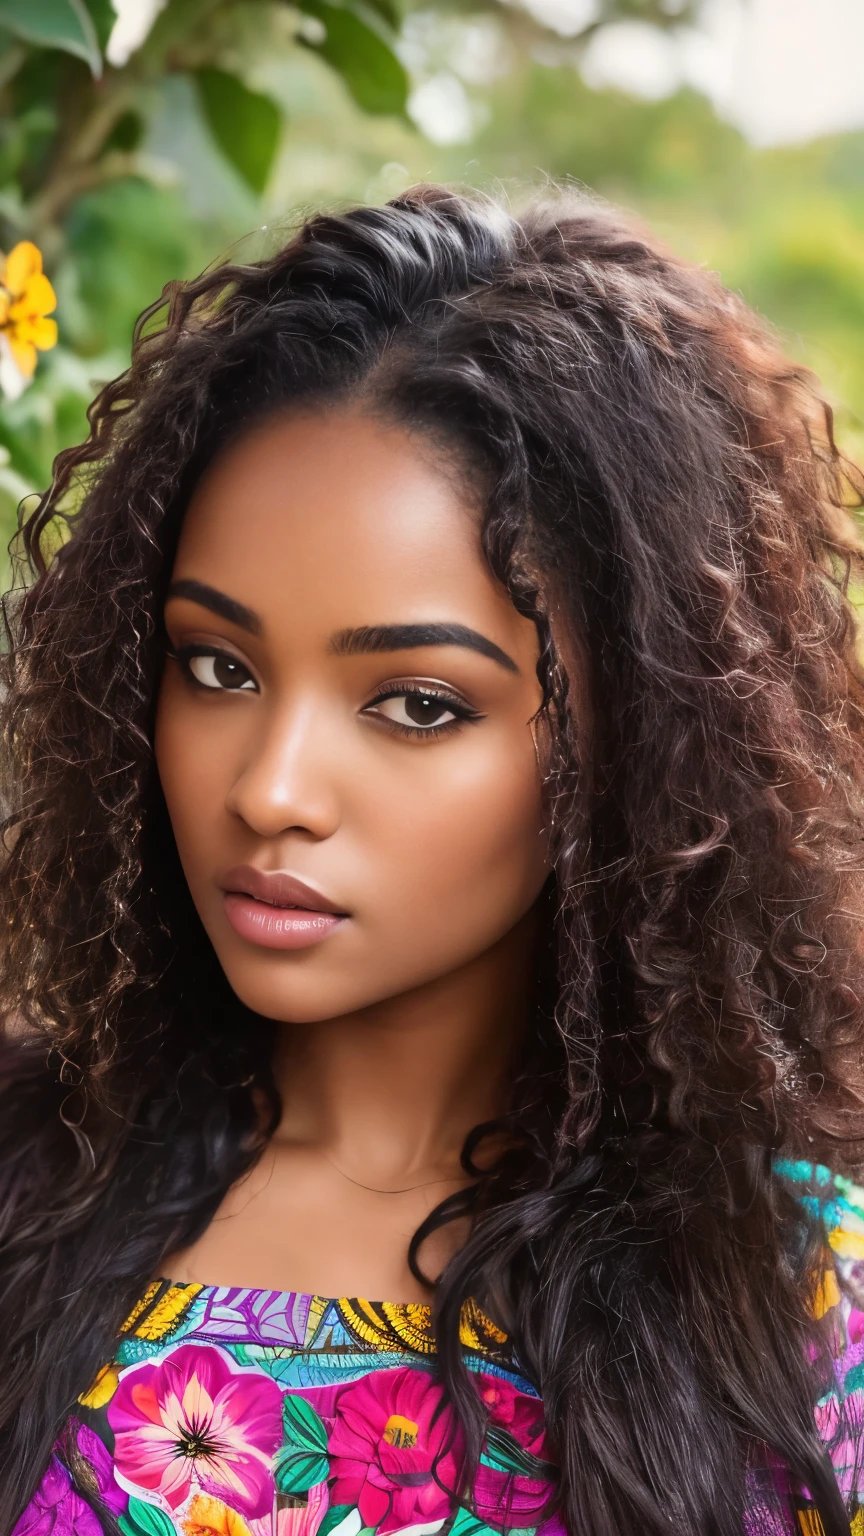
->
363 685 483 738
179 648 257 692
373 692 458 730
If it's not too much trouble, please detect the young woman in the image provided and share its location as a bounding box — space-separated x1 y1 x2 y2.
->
2 185 864 1536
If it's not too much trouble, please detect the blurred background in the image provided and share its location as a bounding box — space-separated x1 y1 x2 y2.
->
1 0 863 562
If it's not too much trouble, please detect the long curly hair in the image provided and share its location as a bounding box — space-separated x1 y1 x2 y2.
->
1 184 864 1534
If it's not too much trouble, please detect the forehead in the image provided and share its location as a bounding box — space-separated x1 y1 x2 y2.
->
173 409 522 642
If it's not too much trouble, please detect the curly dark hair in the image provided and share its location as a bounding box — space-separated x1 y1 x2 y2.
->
0 184 863 1534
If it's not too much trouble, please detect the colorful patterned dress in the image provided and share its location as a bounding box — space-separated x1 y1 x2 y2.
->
12 1164 864 1536
13 1280 558 1536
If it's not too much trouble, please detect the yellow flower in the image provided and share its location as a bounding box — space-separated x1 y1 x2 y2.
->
182 1494 253 1536
0 241 58 382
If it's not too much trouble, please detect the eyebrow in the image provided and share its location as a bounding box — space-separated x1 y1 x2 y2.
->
330 623 518 673
166 579 261 635
165 581 518 673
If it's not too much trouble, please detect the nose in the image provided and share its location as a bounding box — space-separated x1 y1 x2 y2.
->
224 696 342 841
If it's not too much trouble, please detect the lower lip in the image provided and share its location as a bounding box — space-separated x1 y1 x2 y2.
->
223 892 347 950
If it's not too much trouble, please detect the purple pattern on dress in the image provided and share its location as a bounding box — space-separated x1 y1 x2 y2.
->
742 1446 797 1535
11 1457 102 1536
185 1284 314 1346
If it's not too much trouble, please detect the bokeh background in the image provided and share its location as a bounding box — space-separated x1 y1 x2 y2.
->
1 0 863 567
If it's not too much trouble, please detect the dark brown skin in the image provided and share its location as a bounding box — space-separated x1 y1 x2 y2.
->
155 409 548 1302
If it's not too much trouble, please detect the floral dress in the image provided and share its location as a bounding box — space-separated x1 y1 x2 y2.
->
13 1163 864 1536
14 1279 559 1536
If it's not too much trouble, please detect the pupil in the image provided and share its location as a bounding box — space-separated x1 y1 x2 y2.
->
214 656 244 688
406 694 444 726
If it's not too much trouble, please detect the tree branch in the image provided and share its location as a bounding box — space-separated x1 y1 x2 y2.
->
26 151 160 235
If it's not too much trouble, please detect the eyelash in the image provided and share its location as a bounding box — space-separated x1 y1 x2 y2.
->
365 684 483 740
173 644 257 692
172 646 483 740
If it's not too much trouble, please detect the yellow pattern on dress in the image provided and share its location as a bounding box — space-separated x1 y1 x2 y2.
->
333 1295 508 1356
458 1296 508 1352
130 1282 203 1341
382 1301 437 1355
78 1361 120 1409
336 1298 406 1352
182 1493 253 1536
304 1294 330 1346
119 1280 160 1334
812 1266 841 1321
801 1515 864 1536
828 1227 864 1264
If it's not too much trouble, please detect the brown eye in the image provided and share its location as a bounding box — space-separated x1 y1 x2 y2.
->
405 694 454 726
187 653 256 691
371 691 458 730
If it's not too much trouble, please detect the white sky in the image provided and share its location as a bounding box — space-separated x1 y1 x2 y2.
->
525 0 864 146
726 0 864 145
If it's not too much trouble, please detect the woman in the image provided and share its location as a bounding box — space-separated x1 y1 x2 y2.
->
2 184 864 1535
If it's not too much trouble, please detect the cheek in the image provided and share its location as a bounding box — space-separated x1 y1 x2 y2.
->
153 682 223 855
361 728 548 954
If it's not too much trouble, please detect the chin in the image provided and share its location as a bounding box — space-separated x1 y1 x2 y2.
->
219 962 384 1025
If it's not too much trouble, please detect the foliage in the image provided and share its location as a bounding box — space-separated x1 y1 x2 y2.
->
0 0 862 569
449 59 864 461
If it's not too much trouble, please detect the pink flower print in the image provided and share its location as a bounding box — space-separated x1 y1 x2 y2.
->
474 1375 554 1529
848 1308 864 1345
327 1366 463 1534
477 1377 547 1453
535 1519 567 1536
814 1386 864 1504
11 1455 103 1536
108 1343 282 1517
474 1461 551 1529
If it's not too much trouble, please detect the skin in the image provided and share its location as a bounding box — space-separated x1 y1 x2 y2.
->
156 408 549 1301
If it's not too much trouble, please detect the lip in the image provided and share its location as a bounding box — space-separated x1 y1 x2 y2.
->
221 866 349 951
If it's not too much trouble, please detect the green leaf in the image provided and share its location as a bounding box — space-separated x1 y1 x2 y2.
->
275 1395 331 1494
118 1497 177 1536
0 0 100 75
317 1505 355 1536
194 67 282 195
355 0 399 27
449 1510 501 1536
282 1391 329 1452
274 1444 331 1495
81 0 114 51
296 0 408 117
142 0 207 57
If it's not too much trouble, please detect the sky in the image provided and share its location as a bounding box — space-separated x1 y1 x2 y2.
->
726 0 864 145
525 0 864 146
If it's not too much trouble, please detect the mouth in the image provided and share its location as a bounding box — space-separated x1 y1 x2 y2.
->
220 866 349 951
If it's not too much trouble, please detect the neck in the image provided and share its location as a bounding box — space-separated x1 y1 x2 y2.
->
272 911 537 1187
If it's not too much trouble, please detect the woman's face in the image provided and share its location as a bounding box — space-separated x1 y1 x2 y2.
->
155 409 549 1023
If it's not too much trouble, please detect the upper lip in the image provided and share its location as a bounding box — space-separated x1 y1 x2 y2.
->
221 866 348 914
